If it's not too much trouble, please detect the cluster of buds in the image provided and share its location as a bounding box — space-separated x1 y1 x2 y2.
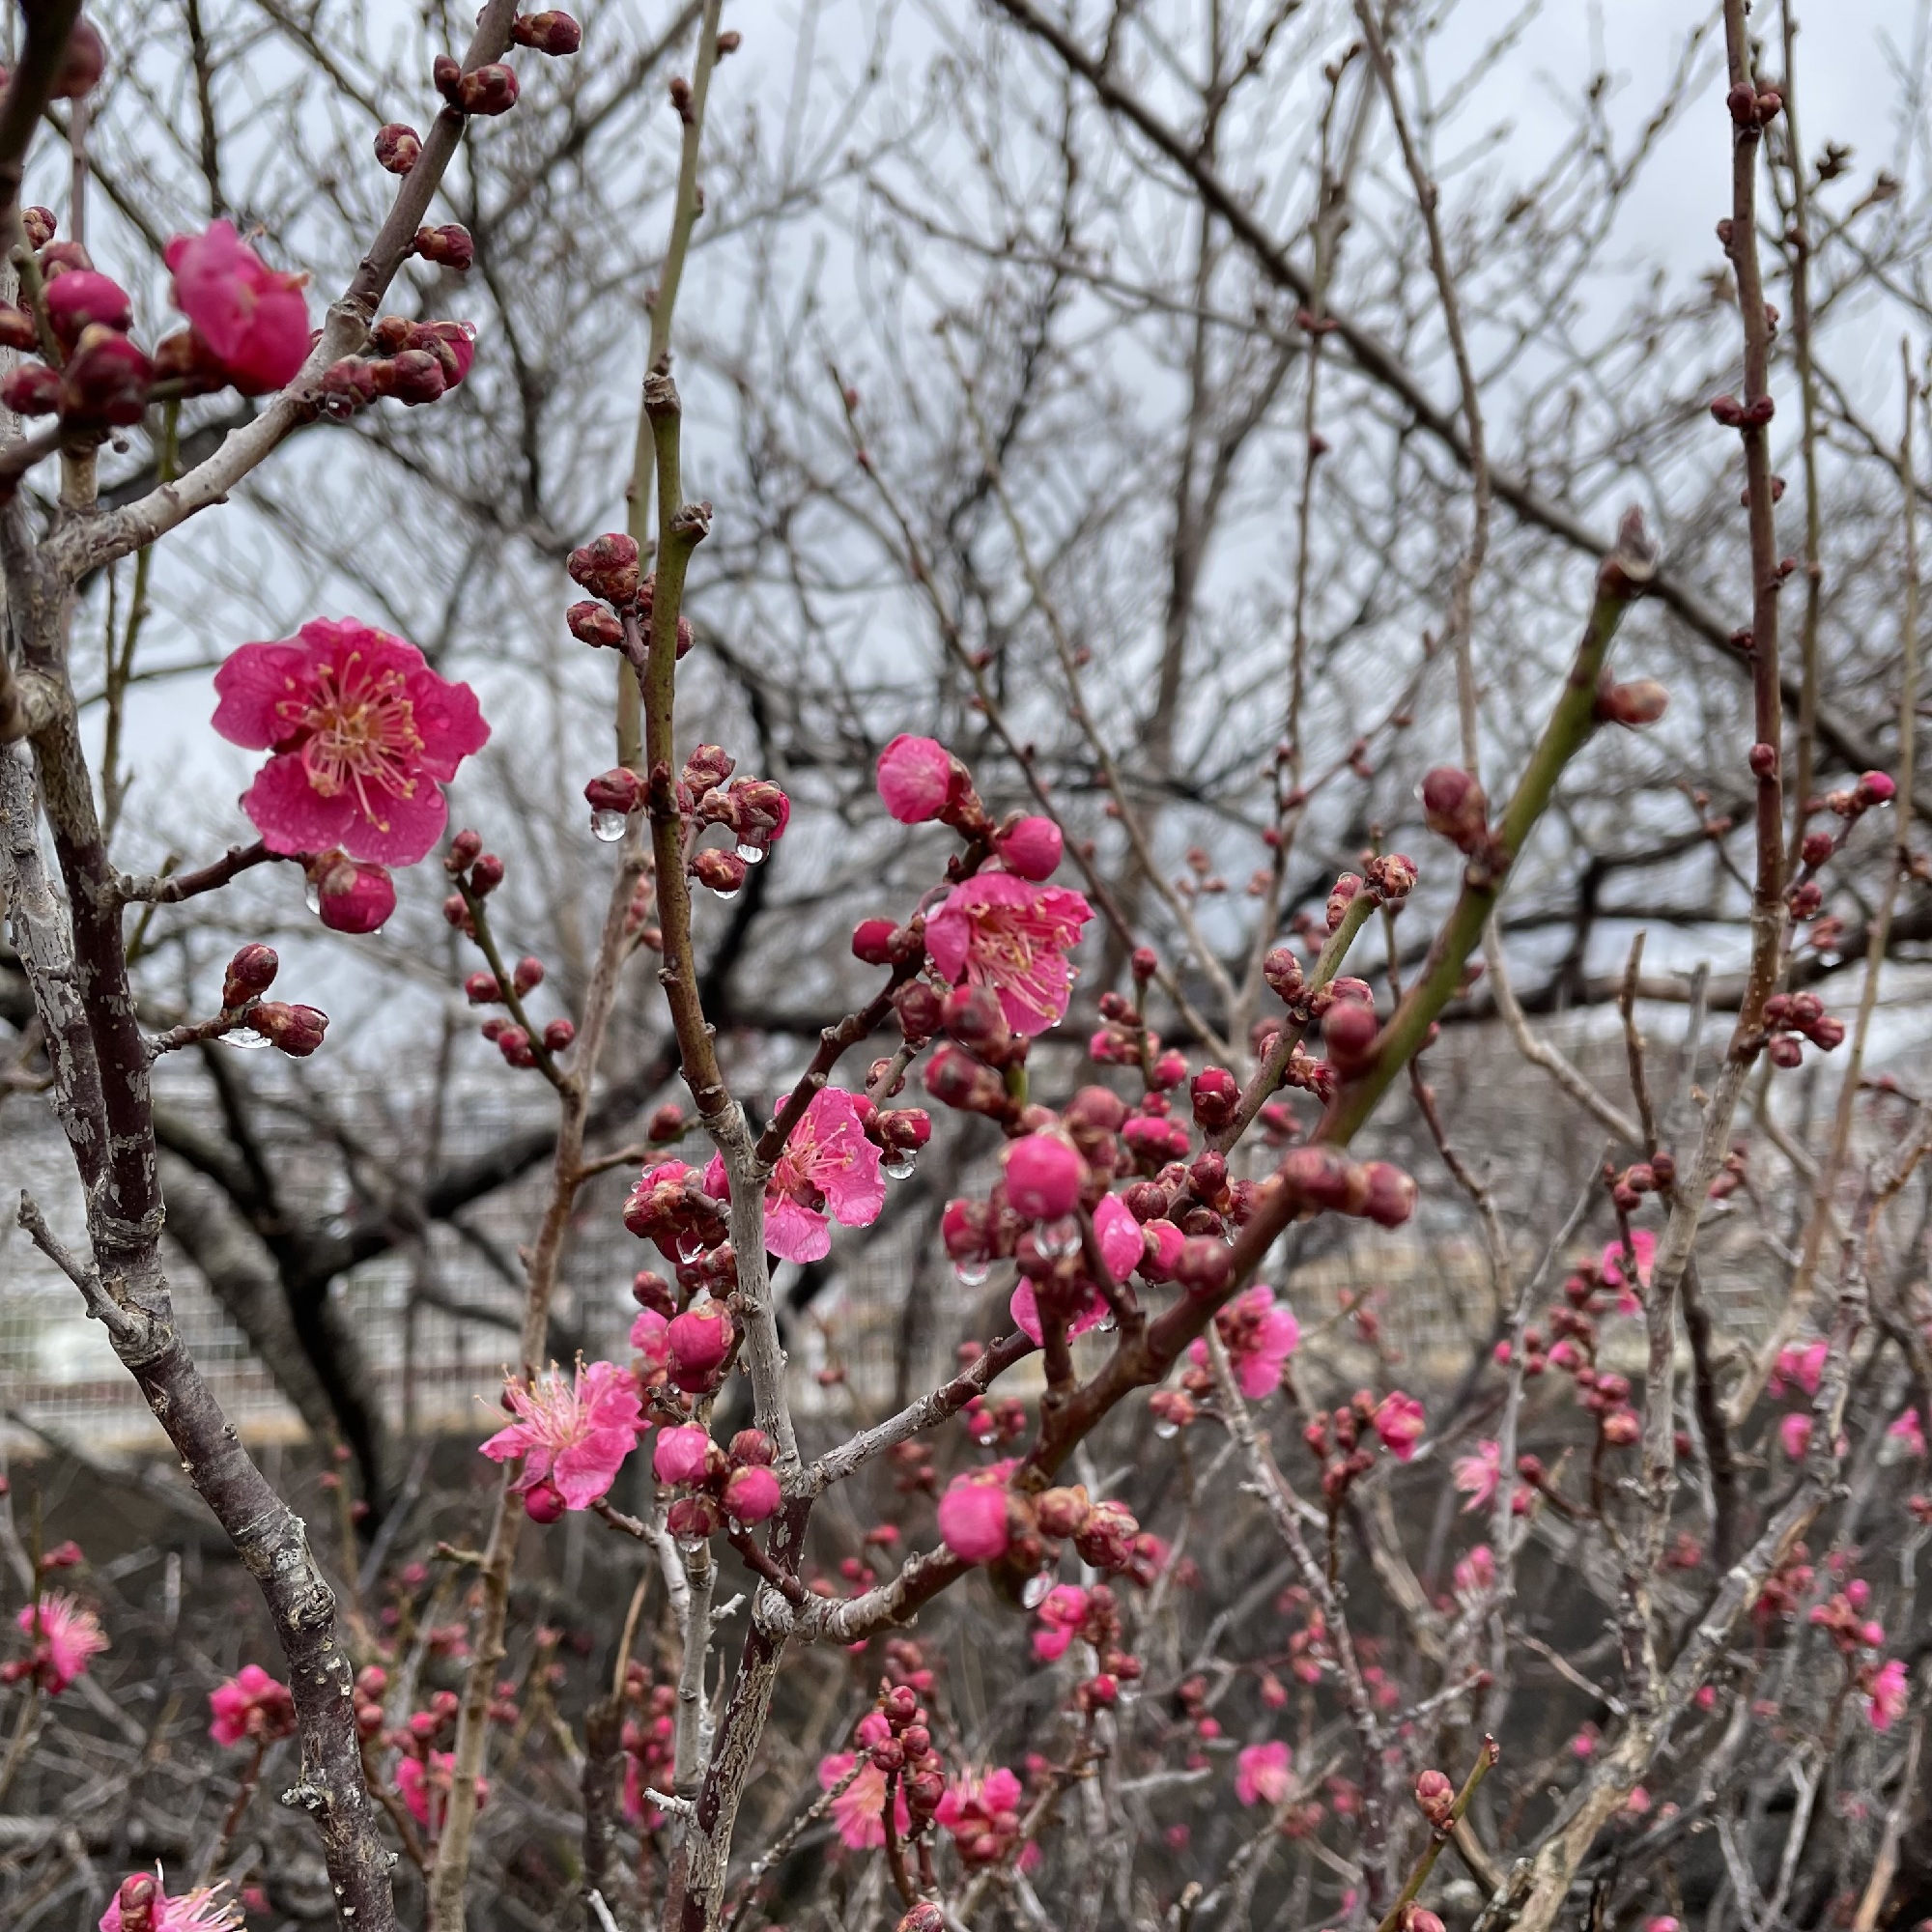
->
1419 766 1491 855
1708 1140 1749 1202
936 1469 1160 1591
1710 389 1776 429
651 1424 780 1535
440 828 502 933
620 1661 678 1826
1760 990 1845 1067
1606 1150 1674 1212
961 1388 1029 1447
673 744 793 895
630 1279 738 1399
1032 1580 1142 1712
918 985 1030 1125
1807 1580 1885 1660
1536 1262 1639 1443
870 1683 949 1830
1724 78 1784 127
1272 1143 1417 1230
1302 1390 1427 1502
1753 1541 1816 1635
217 944 329 1058
621 1167 732 1278
432 52 522 116
1089 982 1182 1081
563 532 696 661
0 230 156 432
466 948 575 1065
321 315 478 415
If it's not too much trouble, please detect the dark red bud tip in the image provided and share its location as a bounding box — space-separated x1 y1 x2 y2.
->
542 1018 576 1054
851 917 896 965
255 1002 329 1058
1130 946 1159 981
222 943 280 1006
412 223 474 272
566 533 640 605
373 123 422 173
1725 81 1757 125
1748 741 1778 779
433 53 463 102
469 853 505 895
1418 766 1489 851
457 62 520 115
510 11 582 54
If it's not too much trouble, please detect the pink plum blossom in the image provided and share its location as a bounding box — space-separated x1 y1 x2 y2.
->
479 1359 646 1512
208 1663 296 1747
875 734 960 823
213 618 489 866
1770 1340 1828 1399
1009 1277 1108 1349
1093 1192 1144 1280
1868 1656 1910 1730
166 219 311 392
702 1086 884 1264
724 1464 781 1523
1891 1409 1928 1458
1600 1228 1656 1293
1778 1412 1814 1460
1453 1545 1494 1599
653 1424 713 1487
1003 1133 1084 1221
939 1465 1015 1564
1452 1440 1502 1514
818 1712 912 1849
396 1751 487 1833
11 1594 106 1694
1189 1286 1299 1399
1373 1390 1426 1462
1236 1740 1293 1807
936 1766 1024 1864
924 873 1093 1037
1032 1583 1090 1662
99 1876 243 1932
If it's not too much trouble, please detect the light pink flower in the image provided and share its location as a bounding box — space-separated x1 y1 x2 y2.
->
995 816 1064 880
213 618 489 865
1009 1277 1107 1348
1451 1439 1502 1514
818 1712 912 1849
1373 1390 1426 1462
1778 1412 1814 1460
875 734 960 823
1236 1740 1293 1807
1600 1228 1656 1293
1093 1193 1144 1280
479 1359 646 1510
939 1465 1015 1564
703 1086 884 1264
1453 1545 1494 1599
13 1593 106 1695
1867 1656 1910 1730
166 219 310 393
924 873 1093 1037
937 1765 1024 1864
99 1875 243 1932
1892 1408 1929 1458
208 1663 296 1747
1770 1339 1828 1399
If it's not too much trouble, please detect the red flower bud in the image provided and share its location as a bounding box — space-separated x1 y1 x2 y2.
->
1419 766 1488 850
511 11 582 55
693 847 747 895
1357 1160 1417 1228
1190 1065 1239 1130
469 853 505 895
851 917 897 964
2 363 61 416
52 18 105 99
412 223 474 271
255 1002 328 1058
668 1301 735 1391
1321 1000 1379 1071
584 767 644 814
222 944 279 1008
1263 946 1304 1002
374 123 422 174
457 63 520 115
1800 829 1833 866
542 1019 575 1053
567 600 626 647
567 533 640 605
1748 741 1778 779
1174 1236 1231 1295
309 852 396 934
1597 678 1668 727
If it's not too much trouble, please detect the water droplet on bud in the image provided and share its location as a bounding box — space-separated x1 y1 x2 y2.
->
590 808 628 843
1036 1215 1081 1260
712 885 740 901
953 1260 990 1288
1021 1571 1052 1608
883 1151 916 1179
220 1027 270 1051
303 881 322 913
735 841 767 866
1152 1417 1179 1440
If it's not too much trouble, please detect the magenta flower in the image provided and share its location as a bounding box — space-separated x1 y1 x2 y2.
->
1890 1408 1928 1458
818 1712 912 1849
99 1876 243 1932
924 873 1093 1037
1770 1339 1828 1399
1779 1412 1813 1460
936 1765 1024 1864
166 220 311 393
1452 1440 1502 1514
875 733 961 822
396 1750 488 1833
1867 1656 1910 1730
939 1465 1015 1564
1032 1583 1090 1662
1372 1390 1426 1462
478 1359 646 1512
653 1424 712 1487
1003 1133 1084 1220
213 618 489 866
208 1663 296 1747
12 1593 106 1695
1600 1228 1656 1293
1188 1286 1299 1399
702 1086 884 1264
1092 1193 1144 1280
1236 1740 1293 1807
994 815 1064 880
1009 1277 1108 1349
724 1464 781 1524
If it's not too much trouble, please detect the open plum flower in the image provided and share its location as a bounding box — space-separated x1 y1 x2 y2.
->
478 1359 647 1516
166 219 311 393
701 1085 884 1264
8 1593 107 1695
923 872 1093 1037
98 1874 244 1932
213 618 489 866
817 1711 913 1850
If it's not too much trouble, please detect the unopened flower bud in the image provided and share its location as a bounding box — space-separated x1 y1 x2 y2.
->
1357 1160 1417 1228
1748 741 1778 779
584 767 643 814
511 11 582 54
412 223 474 271
2 363 61 415
255 1002 328 1058
22 208 54 249
222 944 279 1008
647 1103 686 1143
1174 1236 1231 1295
724 1464 781 1523
542 1019 575 1054
1321 1000 1379 1071
1598 678 1668 727
1190 1065 1239 1130
374 123 422 173
309 852 396 934
1263 946 1304 1002
1800 829 1833 866
668 1301 735 1391
943 980 1009 1050
496 1025 533 1066
524 1477 566 1523
458 62 519 114
851 917 897 965
1130 946 1159 981
1858 770 1896 807
469 853 505 894
1414 1767 1456 1826
52 18 105 99
1419 766 1489 850
446 828 483 871
567 532 641 605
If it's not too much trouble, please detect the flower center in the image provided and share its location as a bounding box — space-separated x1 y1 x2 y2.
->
281 649 424 824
